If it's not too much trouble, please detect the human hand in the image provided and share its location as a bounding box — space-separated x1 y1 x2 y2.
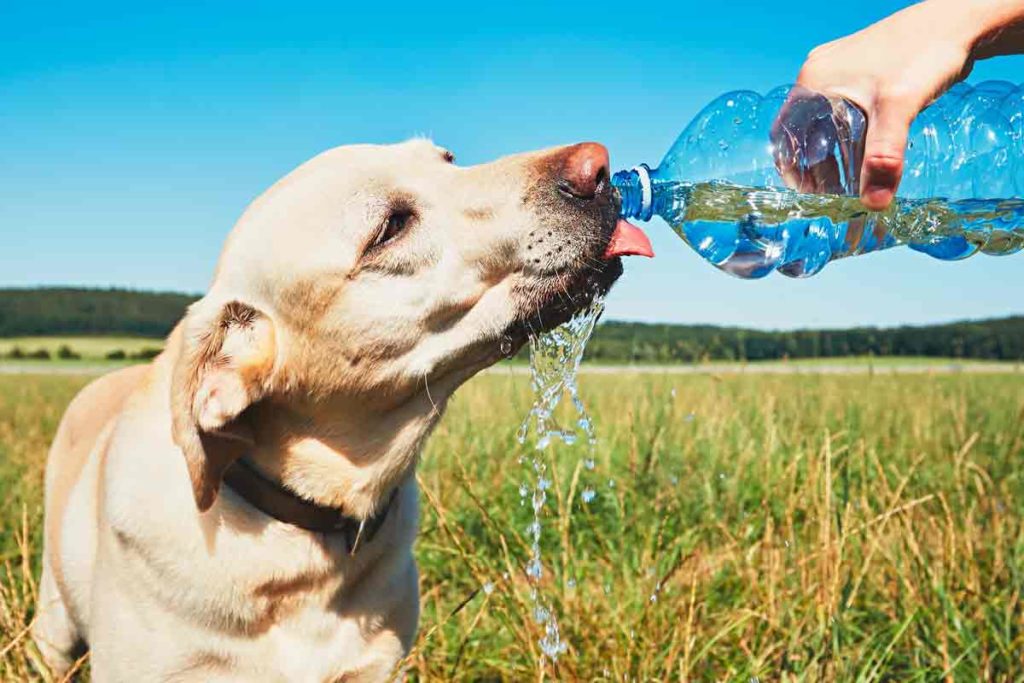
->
782 0 1024 210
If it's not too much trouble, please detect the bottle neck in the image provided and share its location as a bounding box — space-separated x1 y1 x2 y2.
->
611 164 654 221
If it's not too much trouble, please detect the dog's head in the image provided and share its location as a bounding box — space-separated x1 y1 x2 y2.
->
169 139 647 511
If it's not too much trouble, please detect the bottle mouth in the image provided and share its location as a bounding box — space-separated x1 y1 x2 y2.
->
611 164 653 221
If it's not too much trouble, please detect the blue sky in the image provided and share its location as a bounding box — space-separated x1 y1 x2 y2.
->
3 1 1023 329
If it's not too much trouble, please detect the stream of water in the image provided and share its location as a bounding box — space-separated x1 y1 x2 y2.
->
516 294 606 662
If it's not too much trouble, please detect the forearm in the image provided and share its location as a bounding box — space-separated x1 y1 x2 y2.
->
948 0 1024 59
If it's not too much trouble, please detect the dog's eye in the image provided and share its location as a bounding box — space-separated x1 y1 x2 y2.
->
442 150 455 164
375 208 415 248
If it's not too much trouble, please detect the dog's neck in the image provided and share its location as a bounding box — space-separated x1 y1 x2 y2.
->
241 392 445 519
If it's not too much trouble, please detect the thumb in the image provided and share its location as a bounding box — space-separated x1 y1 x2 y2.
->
859 103 913 211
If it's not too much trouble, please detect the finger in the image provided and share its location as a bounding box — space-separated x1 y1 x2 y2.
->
860 104 913 211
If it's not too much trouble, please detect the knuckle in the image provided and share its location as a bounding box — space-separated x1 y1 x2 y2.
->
796 63 822 87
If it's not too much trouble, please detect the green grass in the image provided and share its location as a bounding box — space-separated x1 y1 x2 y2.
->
772 355 1019 368
0 337 163 361
2 370 1024 680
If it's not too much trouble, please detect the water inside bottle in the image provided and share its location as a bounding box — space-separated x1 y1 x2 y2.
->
515 294 605 663
657 180 1024 279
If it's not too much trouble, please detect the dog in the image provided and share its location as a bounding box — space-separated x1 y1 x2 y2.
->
32 138 652 681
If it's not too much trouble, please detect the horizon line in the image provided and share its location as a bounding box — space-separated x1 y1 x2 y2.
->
1 284 1021 334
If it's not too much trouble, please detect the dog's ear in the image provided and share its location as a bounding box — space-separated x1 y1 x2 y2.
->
171 298 277 512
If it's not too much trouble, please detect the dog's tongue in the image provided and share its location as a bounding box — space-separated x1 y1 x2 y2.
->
604 219 654 259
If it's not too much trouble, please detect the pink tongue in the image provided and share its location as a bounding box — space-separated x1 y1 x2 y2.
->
604 219 654 259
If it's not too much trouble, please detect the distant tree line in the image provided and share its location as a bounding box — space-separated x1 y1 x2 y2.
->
0 287 197 337
585 318 1024 363
1 287 1022 362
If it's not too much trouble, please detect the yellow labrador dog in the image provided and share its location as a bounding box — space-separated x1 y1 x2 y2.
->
32 139 652 681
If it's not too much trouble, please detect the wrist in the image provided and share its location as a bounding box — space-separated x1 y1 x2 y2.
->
920 0 995 51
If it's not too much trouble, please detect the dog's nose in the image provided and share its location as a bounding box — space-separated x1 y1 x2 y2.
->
558 142 610 200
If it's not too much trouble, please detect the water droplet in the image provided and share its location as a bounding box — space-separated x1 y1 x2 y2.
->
519 483 529 498
581 487 596 503
539 623 567 659
670 475 679 485
733 116 743 125
718 140 730 151
670 387 677 398
500 335 513 356
526 558 543 580
584 458 595 470
607 479 616 489
718 473 726 481
483 581 494 595
567 578 576 589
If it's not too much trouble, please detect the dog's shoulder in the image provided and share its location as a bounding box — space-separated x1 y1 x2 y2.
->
45 364 153 532
59 364 153 454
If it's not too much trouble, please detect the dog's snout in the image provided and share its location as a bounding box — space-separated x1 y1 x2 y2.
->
557 142 610 200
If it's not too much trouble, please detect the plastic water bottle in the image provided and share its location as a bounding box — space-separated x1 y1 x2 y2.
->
612 81 1024 279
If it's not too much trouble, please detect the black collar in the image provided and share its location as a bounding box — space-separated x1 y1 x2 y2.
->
222 458 396 555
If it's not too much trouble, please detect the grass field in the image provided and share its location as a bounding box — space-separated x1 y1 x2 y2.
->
1 369 1023 680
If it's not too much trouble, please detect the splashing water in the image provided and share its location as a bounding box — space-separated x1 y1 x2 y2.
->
517 295 605 450
516 294 606 663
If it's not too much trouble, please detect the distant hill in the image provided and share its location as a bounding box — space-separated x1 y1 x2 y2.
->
1 287 1022 361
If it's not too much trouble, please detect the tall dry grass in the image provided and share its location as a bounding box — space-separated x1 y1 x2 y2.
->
1 371 1023 680
411 371 1024 680
0 376 88 681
